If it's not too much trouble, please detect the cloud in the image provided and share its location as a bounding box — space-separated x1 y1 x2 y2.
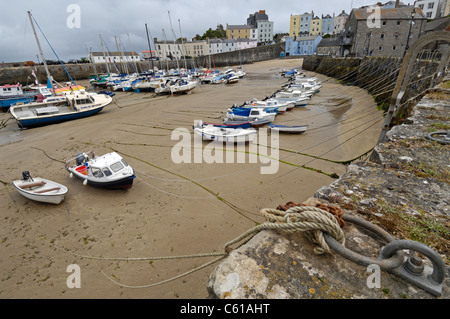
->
0 0 372 62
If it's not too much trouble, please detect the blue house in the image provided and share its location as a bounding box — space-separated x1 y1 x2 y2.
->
321 14 334 35
285 35 323 56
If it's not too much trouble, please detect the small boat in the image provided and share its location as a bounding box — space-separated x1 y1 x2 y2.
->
201 120 252 129
9 90 112 129
193 122 257 143
0 84 36 110
226 107 277 123
65 151 136 190
12 171 68 204
268 124 308 134
169 78 197 94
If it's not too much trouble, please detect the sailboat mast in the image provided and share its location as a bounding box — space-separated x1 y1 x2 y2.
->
167 11 180 72
178 18 188 70
99 34 111 75
27 11 55 95
145 23 155 73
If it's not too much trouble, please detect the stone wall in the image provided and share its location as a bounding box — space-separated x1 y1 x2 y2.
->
0 43 285 85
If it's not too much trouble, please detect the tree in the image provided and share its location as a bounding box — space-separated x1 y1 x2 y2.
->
193 27 226 40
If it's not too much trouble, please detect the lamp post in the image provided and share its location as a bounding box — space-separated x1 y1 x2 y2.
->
404 8 416 57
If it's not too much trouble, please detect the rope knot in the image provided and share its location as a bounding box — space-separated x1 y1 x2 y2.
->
261 203 346 255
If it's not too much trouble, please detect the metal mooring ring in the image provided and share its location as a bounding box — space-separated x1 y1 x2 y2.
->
426 131 450 144
323 214 405 270
379 239 447 285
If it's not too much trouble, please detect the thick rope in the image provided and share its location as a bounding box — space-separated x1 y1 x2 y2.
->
224 204 345 255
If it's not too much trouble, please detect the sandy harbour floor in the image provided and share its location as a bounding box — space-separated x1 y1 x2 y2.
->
0 58 383 299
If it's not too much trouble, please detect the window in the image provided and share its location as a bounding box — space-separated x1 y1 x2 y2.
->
110 161 124 172
428 2 434 9
91 167 104 178
378 46 383 51
393 45 397 51
380 33 384 39
397 21 401 25
382 20 387 26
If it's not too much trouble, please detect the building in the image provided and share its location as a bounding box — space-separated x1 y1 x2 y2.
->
333 10 349 34
226 24 253 40
285 35 323 56
184 41 207 58
247 10 269 26
290 12 314 37
414 0 445 19
321 14 334 35
142 50 156 60
309 16 323 36
257 20 274 43
207 39 223 54
317 36 345 56
88 51 140 64
221 39 237 52
344 6 427 57
247 10 274 44
236 38 258 50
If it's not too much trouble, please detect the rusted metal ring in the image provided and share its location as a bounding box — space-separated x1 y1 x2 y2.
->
323 214 405 270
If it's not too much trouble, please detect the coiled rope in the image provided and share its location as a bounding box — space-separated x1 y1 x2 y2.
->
225 204 345 255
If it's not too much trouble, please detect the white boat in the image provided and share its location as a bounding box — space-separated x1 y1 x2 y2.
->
270 94 310 107
169 78 197 94
250 98 294 112
268 124 308 134
9 90 112 129
226 107 277 123
65 151 136 190
193 122 257 143
12 171 68 204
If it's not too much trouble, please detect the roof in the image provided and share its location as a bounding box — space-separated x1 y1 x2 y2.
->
227 25 253 29
317 37 344 47
424 16 450 32
291 35 322 42
90 51 139 57
352 6 426 20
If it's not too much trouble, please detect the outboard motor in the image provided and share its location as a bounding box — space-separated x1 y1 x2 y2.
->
22 171 33 182
76 153 86 166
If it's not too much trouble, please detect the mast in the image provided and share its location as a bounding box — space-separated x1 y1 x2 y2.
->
27 11 55 95
99 34 111 75
145 23 155 73
168 11 180 72
127 33 139 74
178 18 188 70
162 28 170 71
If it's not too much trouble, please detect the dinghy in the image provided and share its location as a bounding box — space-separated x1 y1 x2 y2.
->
12 171 68 204
65 151 135 189
268 124 308 134
193 122 257 143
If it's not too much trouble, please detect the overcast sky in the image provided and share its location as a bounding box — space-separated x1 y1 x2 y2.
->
0 0 376 62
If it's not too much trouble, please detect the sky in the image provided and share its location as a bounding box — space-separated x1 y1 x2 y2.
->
0 0 376 63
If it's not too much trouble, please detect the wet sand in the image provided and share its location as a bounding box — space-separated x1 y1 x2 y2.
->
0 58 383 299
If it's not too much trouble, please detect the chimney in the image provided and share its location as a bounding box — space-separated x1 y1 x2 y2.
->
395 0 400 7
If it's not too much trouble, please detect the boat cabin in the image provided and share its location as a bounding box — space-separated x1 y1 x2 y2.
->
0 84 24 97
87 153 131 179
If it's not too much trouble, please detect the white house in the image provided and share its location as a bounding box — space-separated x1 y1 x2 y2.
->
207 39 223 54
257 20 274 43
88 51 140 64
222 39 237 53
414 0 445 19
236 38 258 50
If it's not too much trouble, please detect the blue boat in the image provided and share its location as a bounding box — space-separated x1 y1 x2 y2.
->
9 91 112 129
0 84 36 111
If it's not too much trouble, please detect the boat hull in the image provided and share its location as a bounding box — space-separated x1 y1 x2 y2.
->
71 170 136 189
12 178 68 205
14 106 105 129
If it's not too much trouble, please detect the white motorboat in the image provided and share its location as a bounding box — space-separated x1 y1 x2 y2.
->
12 171 68 204
65 151 136 190
193 122 257 143
226 107 277 123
